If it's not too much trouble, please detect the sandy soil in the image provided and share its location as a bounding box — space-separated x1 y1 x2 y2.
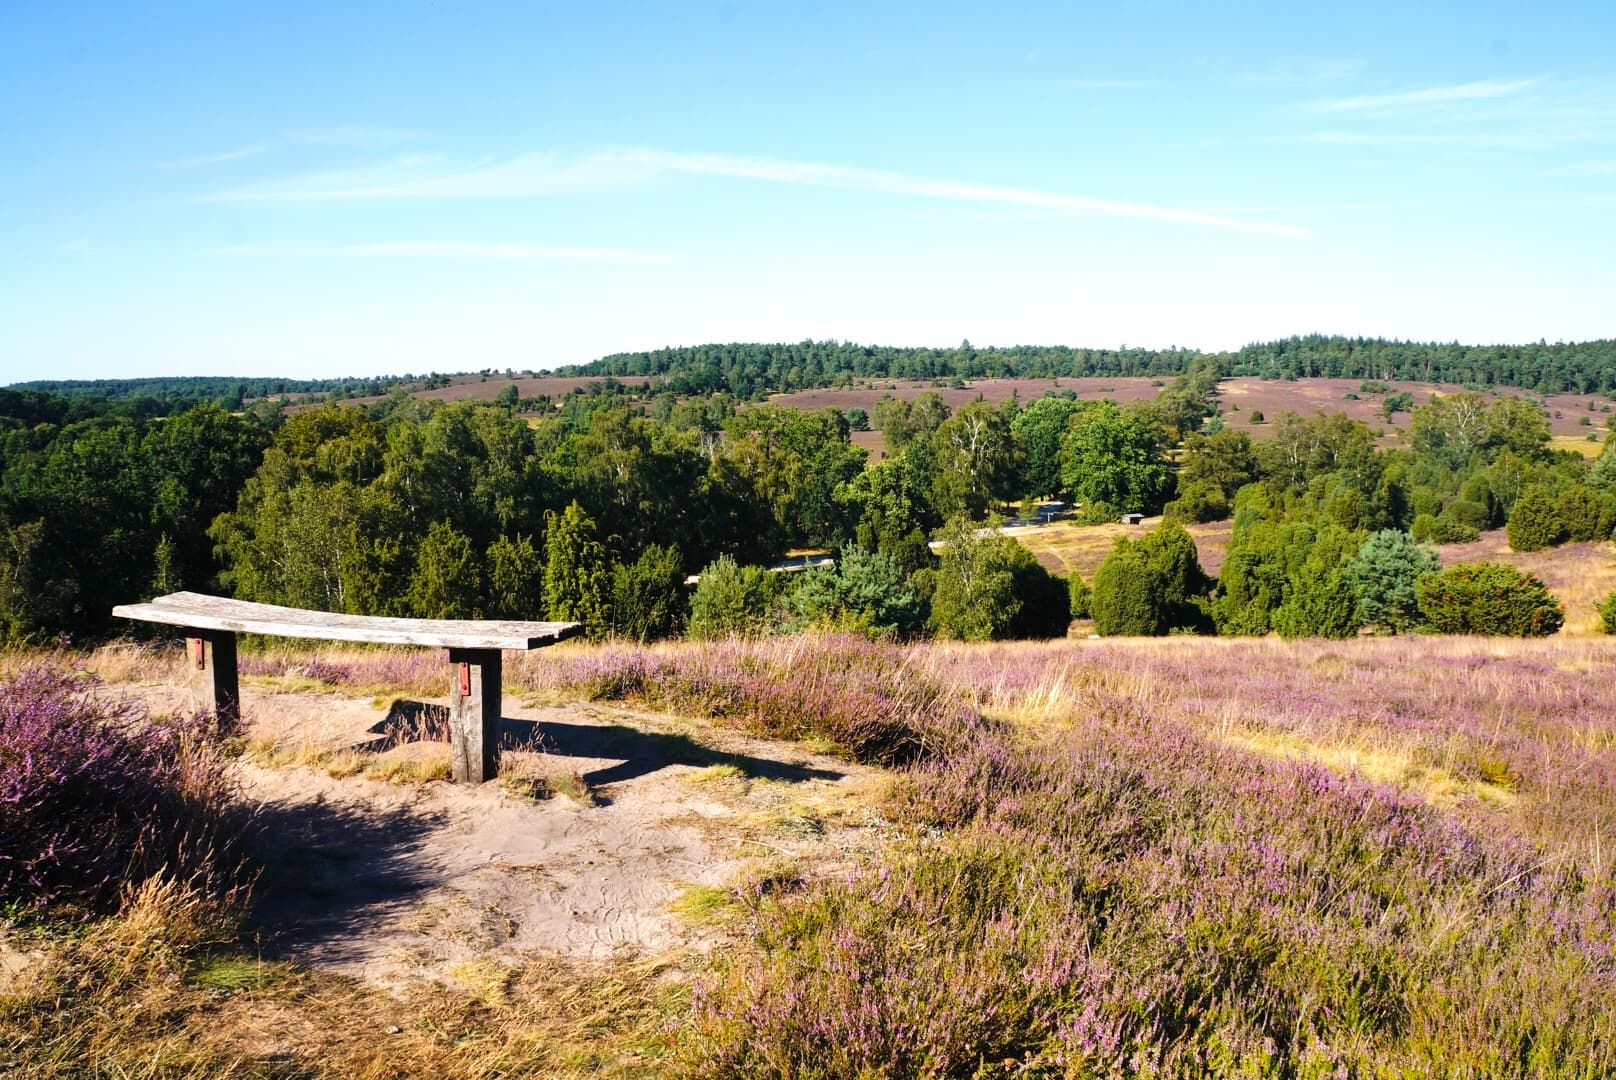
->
113 682 887 989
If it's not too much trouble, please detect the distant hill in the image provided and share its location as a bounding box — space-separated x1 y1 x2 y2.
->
567 335 1616 397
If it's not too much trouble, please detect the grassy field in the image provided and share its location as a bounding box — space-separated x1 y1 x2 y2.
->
7 629 1616 1076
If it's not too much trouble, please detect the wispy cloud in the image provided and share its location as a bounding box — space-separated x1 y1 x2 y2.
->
202 146 1306 237
609 149 1307 237
168 125 424 168
1303 78 1537 114
208 241 673 265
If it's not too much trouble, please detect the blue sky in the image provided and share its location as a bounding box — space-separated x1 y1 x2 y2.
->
3 1 1614 382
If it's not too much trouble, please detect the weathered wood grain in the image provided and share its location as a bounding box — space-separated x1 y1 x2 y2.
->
113 592 580 650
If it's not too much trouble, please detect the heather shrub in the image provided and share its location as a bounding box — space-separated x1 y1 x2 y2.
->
516 635 980 767
1416 562 1565 636
0 666 239 916
682 710 1616 1076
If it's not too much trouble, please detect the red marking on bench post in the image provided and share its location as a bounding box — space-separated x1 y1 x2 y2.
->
459 661 471 697
191 636 206 670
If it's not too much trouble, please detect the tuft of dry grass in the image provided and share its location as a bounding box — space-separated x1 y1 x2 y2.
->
3 877 692 1078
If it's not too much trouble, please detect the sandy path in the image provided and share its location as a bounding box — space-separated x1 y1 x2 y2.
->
195 688 881 987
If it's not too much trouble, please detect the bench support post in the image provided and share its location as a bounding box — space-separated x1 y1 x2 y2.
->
448 648 502 783
184 630 239 727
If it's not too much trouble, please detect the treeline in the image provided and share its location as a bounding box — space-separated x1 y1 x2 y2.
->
5 374 410 409
574 340 1205 396
572 335 1616 396
1229 335 1616 391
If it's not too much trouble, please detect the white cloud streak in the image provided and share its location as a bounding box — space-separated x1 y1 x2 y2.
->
609 149 1306 237
206 147 1304 237
208 241 673 265
1304 78 1538 114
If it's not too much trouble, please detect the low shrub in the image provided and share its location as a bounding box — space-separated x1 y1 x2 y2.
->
1506 485 1566 552
0 665 240 916
1416 563 1565 636
1599 591 1616 634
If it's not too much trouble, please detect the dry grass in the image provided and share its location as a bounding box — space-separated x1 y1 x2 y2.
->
3 900 690 1078
1007 517 1233 578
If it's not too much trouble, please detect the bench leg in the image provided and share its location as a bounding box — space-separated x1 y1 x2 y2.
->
448 648 502 783
184 630 239 728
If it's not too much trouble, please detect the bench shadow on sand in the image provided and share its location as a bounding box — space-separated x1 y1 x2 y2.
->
244 796 446 963
246 698 843 957
359 699 845 788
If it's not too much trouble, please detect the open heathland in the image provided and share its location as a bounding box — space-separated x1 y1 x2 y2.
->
5 630 1616 1076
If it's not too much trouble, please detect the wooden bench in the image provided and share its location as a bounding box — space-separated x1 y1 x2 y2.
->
112 591 580 784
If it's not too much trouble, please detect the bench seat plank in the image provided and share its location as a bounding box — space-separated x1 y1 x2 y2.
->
113 591 579 651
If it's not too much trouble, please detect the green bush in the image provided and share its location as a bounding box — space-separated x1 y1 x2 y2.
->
1005 548 1071 639
1415 562 1564 636
1074 500 1118 526
1163 481 1229 524
927 519 1069 640
1067 574 1091 619
1506 485 1567 552
1271 562 1359 640
1556 484 1610 542
688 556 771 639
1599 591 1616 634
1345 530 1439 635
611 544 687 641
786 547 924 638
1091 521 1211 636
1429 515 1480 544
1444 498 1490 533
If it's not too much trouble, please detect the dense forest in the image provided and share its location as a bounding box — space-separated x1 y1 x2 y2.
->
573 334 1616 396
3 352 1610 644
